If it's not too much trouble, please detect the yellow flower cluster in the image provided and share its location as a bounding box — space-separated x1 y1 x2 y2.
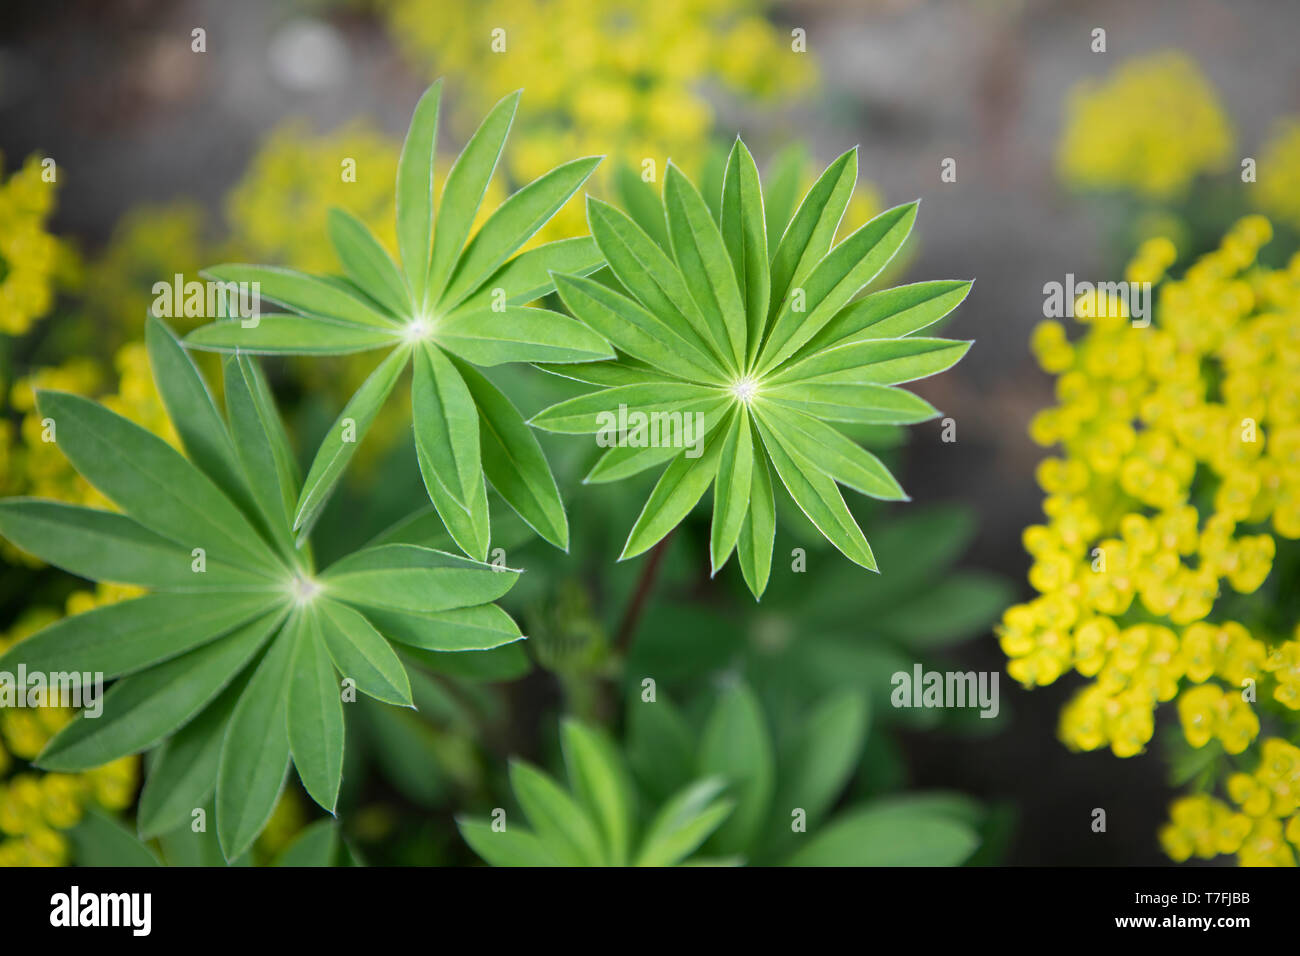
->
83 201 210 342
1253 116 1300 232
1006 216 1299 748
381 0 814 240
225 121 399 275
1006 216 1300 865
0 154 72 336
0 594 140 867
1057 52 1235 198
1160 737 1300 866
2 342 175 514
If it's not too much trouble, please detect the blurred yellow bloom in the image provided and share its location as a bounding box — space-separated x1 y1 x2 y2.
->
1058 52 1234 198
0 154 73 336
1253 117 1300 231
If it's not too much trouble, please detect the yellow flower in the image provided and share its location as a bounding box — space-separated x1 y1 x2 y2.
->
1057 52 1234 198
0 153 70 336
1253 116 1300 231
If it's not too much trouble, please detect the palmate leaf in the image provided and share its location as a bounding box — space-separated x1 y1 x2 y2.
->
457 718 731 867
183 80 611 559
0 318 522 861
531 138 973 597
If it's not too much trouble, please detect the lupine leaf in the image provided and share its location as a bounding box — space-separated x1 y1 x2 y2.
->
561 720 636 867
137 679 245 839
621 429 724 560
216 623 296 860
634 778 734 867
294 346 408 535
328 207 410 317
771 337 972 387
224 356 297 551
455 359 568 549
35 610 283 772
0 590 280 681
664 162 747 370
553 273 723 384
412 343 480 511
440 155 601 308
289 610 346 812
698 681 774 855
795 279 973 358
710 407 753 573
509 760 605 866
770 691 869 838
322 544 517 613
0 500 263 592
529 382 720 434
185 315 399 355
755 416 877 570
146 316 250 515
767 148 857 318
764 381 938 425
538 141 970 594
736 435 775 599
757 200 918 375
457 819 558 866
426 90 520 304
759 403 907 501
395 78 442 302
585 196 721 365
36 390 279 574
436 305 614 367
446 237 602 314
719 140 770 366
784 804 979 866
364 603 522 652
417 438 492 561
204 264 398 329
315 599 413 707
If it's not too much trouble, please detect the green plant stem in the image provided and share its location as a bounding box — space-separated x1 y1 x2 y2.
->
614 531 674 654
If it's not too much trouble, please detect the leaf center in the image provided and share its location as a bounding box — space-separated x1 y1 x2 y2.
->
730 376 760 404
290 573 323 606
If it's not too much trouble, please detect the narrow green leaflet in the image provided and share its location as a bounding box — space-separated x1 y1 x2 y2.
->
784 804 979 866
184 79 610 558
289 611 346 812
755 415 877 570
719 140 770 365
455 359 568 549
561 720 636 867
534 141 971 597
216 622 296 861
294 346 408 537
509 760 606 866
137 679 245 839
315 599 414 707
328 207 410 317
634 778 735 867
412 343 481 512
460 720 730 868
621 426 724 560
698 682 775 856
710 407 754 574
35 610 283 772
396 78 442 303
